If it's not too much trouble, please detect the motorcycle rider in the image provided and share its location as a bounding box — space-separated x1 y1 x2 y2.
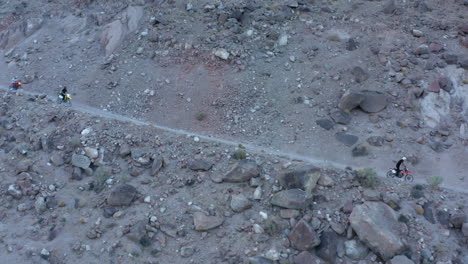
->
59 87 69 101
10 76 22 90
393 157 407 178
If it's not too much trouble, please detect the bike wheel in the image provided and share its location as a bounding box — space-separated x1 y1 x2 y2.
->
386 170 394 178
405 174 414 182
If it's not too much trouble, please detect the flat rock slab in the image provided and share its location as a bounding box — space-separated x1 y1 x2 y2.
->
107 184 137 206
193 212 224 231
271 189 309 209
316 119 335 130
335 133 359 146
350 202 404 260
222 159 259 182
189 159 213 171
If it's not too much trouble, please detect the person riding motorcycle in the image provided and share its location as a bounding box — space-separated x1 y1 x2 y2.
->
58 87 71 103
10 76 22 90
393 157 407 178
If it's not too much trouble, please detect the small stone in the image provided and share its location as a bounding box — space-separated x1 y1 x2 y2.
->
144 196 151 203
214 49 229 60
253 187 262 200
8 184 22 199
72 154 91 169
264 248 280 261
193 212 224 231
107 184 137 206
136 47 144 54
412 29 423 37
81 128 92 136
279 209 300 219
180 246 195 258
84 147 99 159
41 248 50 257
278 34 288 46
345 239 369 260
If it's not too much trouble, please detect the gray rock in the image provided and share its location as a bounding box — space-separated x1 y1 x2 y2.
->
362 189 380 201
349 202 404 260
346 38 358 51
230 194 252 213
423 202 436 224
222 159 259 182
247 257 274 264
318 174 334 187
316 119 335 130
330 222 345 235
180 246 195 258
387 255 415 264
338 89 364 111
279 165 321 192
271 189 309 209
35 196 47 214
459 57 468 69
382 0 396 14
189 159 213 171
288 219 320 250
352 145 369 157
359 90 388 113
429 140 444 153
7 184 22 199
71 154 90 169
330 110 351 125
442 53 458 64
50 152 64 166
351 66 369 83
107 184 137 206
45 196 58 209
316 231 338 263
293 251 325 264
16 159 32 173
126 220 148 246
335 133 359 146
151 155 164 176
382 192 400 210
462 223 468 236
367 136 385 147
193 212 224 231
84 147 99 159
119 144 131 157
345 239 369 260
414 44 429 55
449 213 466 229
131 148 152 165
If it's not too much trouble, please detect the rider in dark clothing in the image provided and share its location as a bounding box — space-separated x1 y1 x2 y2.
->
59 87 68 101
395 157 407 177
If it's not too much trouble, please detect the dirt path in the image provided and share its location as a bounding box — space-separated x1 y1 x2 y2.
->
1 85 467 193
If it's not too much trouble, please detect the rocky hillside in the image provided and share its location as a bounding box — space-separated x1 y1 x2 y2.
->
0 90 468 264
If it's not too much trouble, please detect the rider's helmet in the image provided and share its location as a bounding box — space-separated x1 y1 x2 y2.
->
402 157 407 161
392 170 396 174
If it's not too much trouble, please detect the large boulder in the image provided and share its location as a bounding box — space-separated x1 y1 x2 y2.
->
288 219 321 251
222 160 259 182
349 202 405 260
107 184 137 206
193 212 224 231
271 189 309 209
279 165 321 193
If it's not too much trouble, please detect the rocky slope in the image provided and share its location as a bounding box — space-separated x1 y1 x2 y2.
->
0 89 468 264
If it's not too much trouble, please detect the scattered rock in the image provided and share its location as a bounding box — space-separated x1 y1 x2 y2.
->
449 214 466 229
387 255 415 264
338 89 364 111
346 38 358 51
363 189 380 201
222 160 259 182
367 136 385 147
189 159 213 171
107 184 137 206
352 145 369 157
412 29 424 37
442 53 458 64
350 66 369 83
180 246 195 258
279 165 321 192
71 154 91 169
382 0 396 14
271 189 309 209
316 231 338 263
345 239 369 260
193 212 224 231
230 194 252 213
335 133 359 147
293 251 325 264
214 49 230 60
84 147 99 159
359 90 389 113
316 119 334 130
318 174 334 187
50 152 64 166
288 219 320 250
330 110 351 125
350 202 404 260
8 184 22 199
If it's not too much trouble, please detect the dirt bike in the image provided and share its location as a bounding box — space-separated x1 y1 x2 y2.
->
57 93 72 106
9 81 23 90
386 167 414 182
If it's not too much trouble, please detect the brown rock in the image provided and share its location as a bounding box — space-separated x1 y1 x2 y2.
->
288 219 320 251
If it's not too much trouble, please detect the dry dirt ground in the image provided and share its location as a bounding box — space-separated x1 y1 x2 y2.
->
1 0 468 263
